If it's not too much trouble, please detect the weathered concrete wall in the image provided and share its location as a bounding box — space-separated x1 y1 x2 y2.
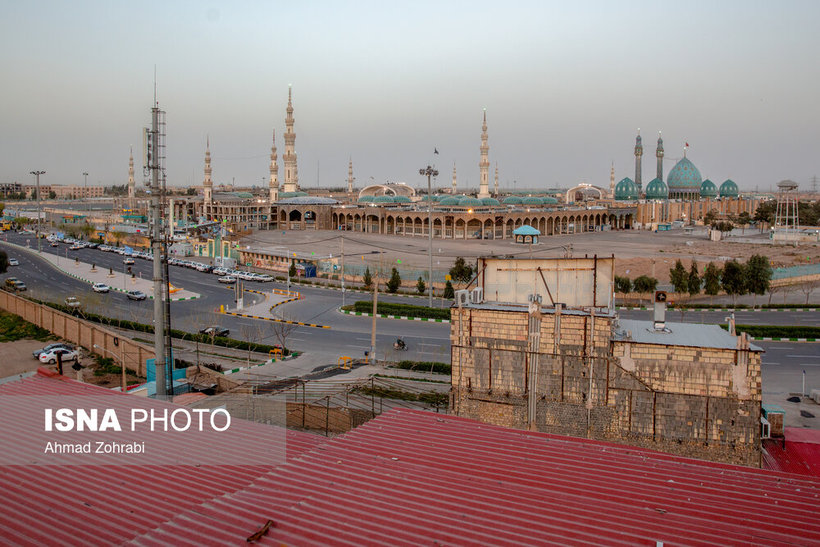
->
0 290 154 376
451 305 762 467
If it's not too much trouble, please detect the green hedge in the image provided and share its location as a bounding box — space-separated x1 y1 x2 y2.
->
394 360 452 375
684 303 817 310
721 324 820 338
351 301 450 320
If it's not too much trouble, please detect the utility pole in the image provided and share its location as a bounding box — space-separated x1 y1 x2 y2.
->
30 171 45 253
419 165 438 307
340 235 345 308
83 172 88 200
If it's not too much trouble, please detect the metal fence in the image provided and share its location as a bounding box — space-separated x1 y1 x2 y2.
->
773 263 820 280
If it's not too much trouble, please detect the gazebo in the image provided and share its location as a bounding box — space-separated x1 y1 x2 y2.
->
513 225 540 244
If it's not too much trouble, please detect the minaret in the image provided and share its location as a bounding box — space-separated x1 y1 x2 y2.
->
127 146 135 206
268 131 279 203
203 137 213 206
451 163 457 194
347 158 355 193
283 85 299 193
656 131 664 181
494 163 499 197
478 109 490 199
609 162 615 198
634 129 643 193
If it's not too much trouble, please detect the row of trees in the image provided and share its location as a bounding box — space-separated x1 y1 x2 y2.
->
754 200 820 227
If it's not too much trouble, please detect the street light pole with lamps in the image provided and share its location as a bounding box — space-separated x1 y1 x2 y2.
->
83 172 88 201
93 343 126 392
30 170 45 253
419 165 438 307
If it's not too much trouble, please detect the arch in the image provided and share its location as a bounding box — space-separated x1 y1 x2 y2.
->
455 218 466 239
288 210 302 222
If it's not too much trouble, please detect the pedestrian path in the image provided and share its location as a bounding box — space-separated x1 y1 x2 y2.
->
218 287 330 329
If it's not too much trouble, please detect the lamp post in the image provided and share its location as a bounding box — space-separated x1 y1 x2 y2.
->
419 165 438 307
83 172 88 201
30 170 45 253
94 343 126 392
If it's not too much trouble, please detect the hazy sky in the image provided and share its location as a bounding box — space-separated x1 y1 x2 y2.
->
2 1 818 192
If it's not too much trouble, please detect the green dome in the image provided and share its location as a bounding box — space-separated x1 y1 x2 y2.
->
393 195 411 203
644 177 668 200
522 197 542 205
614 177 638 200
281 191 309 199
542 196 558 204
371 195 394 203
700 179 717 198
719 179 739 198
503 196 523 205
480 197 500 206
439 196 460 206
357 195 376 203
667 157 702 191
459 196 483 207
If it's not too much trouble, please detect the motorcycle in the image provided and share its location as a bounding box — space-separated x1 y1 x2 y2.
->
393 338 408 351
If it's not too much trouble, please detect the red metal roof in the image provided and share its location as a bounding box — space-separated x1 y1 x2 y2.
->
2 370 820 546
763 427 820 477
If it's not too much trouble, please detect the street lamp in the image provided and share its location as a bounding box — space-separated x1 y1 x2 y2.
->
83 172 88 201
419 165 438 307
93 343 126 392
30 170 45 253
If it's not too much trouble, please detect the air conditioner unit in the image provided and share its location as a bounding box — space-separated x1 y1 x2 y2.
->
455 290 470 306
760 416 771 440
471 287 484 304
528 294 542 304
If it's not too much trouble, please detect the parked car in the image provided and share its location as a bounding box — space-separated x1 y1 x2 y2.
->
50 242 59 247
39 347 80 364
218 276 237 284
92 282 110 293
64 296 82 309
33 342 74 358
123 257 135 265
5 277 19 288
199 326 230 337
126 290 147 301
212 268 228 276
69 244 82 251
11 280 26 291
8 258 19 266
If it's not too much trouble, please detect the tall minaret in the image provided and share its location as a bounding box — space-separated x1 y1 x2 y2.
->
269 131 279 203
494 163 499 197
283 85 299 193
634 129 643 193
478 109 490 198
203 137 213 206
451 163 457 194
127 146 135 206
347 158 355 193
656 131 664 181
609 161 615 198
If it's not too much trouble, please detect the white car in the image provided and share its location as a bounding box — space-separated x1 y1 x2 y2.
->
212 268 228 276
123 257 135 265
218 276 237 284
39 347 80 364
92 282 110 293
8 258 19 266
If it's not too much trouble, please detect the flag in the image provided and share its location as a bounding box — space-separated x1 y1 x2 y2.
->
685 142 689 148
434 147 439 155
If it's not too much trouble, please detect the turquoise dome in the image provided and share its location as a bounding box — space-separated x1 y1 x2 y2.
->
522 197 542 205
700 179 717 198
357 196 376 203
614 177 638 200
439 196 460 206
503 196 523 205
644 177 668 200
719 179 739 198
371 195 394 203
393 195 411 203
667 157 702 191
543 196 558 204
459 196 483 207
480 197 500 206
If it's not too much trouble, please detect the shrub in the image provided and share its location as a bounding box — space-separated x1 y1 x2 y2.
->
386 268 401 293
614 276 632 294
352 301 450 320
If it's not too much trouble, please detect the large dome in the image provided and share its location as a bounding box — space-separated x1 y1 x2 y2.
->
700 179 717 198
614 177 638 201
667 157 702 191
644 177 668 200
503 196 523 205
719 179 739 198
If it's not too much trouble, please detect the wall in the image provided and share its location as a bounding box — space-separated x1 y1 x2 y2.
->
0 290 154 376
451 305 762 466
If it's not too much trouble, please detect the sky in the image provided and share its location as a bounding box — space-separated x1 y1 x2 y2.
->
2 0 819 193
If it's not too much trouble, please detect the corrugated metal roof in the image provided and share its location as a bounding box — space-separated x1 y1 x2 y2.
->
615 318 763 350
3 370 819 546
762 428 820 477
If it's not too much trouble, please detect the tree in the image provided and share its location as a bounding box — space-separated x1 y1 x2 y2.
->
288 261 297 279
386 267 401 293
703 210 718 226
416 276 426 295
614 276 632 294
186 187 197 196
30 190 37 200
669 260 688 293
737 212 752 234
703 262 722 298
744 254 772 307
0 250 8 274
799 280 817 305
271 314 298 353
48 191 57 199
363 267 372 290
449 257 474 286
687 262 701 296
633 275 658 294
712 220 734 236
443 280 454 299
112 230 127 247
754 201 776 226
0 202 4 217
80 223 94 240
721 260 747 306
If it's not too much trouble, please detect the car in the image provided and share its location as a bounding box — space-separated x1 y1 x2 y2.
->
8 258 19 266
33 342 73 358
218 276 237 284
11 281 26 291
123 257 135 265
87 242 99 249
92 282 110 293
5 277 19 288
50 242 59 247
64 296 82 309
39 347 80 364
126 290 147 301
199 326 230 337
69 244 82 250
212 268 228 276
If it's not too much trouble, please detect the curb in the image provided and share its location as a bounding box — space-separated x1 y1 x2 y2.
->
220 310 330 329
339 307 450 323
617 306 818 312
222 353 300 375
752 337 818 342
